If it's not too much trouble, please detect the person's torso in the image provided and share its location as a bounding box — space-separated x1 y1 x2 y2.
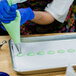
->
18 0 75 35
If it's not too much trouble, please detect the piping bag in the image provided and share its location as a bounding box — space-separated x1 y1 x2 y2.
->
2 0 27 56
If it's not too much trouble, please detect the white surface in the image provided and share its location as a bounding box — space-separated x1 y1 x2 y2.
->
11 38 76 72
7 0 27 4
45 0 74 23
12 0 27 4
66 65 76 76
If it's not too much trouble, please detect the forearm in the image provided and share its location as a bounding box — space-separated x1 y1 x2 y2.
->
31 11 55 25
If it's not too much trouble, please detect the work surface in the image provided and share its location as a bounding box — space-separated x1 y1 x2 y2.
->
0 33 73 76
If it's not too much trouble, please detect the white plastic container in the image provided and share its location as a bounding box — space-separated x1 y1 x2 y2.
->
7 0 27 5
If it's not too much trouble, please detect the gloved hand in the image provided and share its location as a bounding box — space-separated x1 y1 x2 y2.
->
0 0 17 23
0 0 17 31
0 24 6 31
18 7 35 25
0 7 35 31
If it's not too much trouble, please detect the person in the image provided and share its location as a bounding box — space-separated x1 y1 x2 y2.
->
0 0 75 35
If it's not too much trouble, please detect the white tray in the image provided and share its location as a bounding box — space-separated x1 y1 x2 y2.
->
9 33 76 74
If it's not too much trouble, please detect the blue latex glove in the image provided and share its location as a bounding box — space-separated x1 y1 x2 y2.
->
18 7 35 25
0 7 35 31
0 0 17 23
0 0 17 31
0 24 6 31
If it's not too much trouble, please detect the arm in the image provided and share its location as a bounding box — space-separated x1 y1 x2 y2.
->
31 11 55 25
18 0 74 26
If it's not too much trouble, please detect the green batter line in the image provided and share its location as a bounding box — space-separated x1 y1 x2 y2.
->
17 49 76 57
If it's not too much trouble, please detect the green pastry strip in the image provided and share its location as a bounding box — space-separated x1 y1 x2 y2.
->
17 49 76 57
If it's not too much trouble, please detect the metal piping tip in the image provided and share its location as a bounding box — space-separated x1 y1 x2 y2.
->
15 44 22 54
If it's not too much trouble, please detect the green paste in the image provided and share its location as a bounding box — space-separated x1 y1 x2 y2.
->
48 51 55 55
27 52 35 56
17 53 24 57
57 50 65 54
67 49 75 53
37 51 45 55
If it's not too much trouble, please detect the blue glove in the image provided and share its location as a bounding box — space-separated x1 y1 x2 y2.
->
0 0 17 31
0 24 6 31
0 7 34 31
18 7 35 25
0 0 17 23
